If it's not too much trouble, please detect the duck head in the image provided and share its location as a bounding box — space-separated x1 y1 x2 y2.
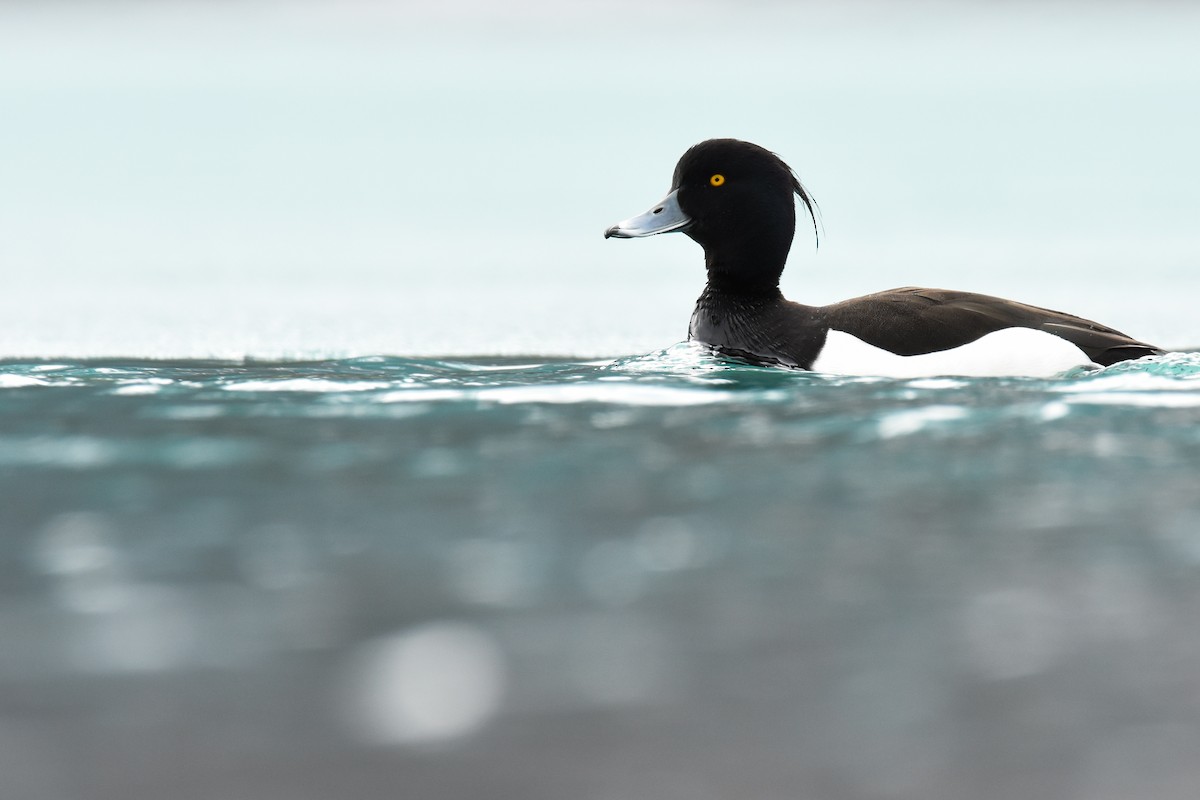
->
605 139 817 291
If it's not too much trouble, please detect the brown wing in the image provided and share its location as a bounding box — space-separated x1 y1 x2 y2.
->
821 287 1162 366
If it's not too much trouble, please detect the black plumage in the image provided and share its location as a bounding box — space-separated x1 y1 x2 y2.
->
608 138 1162 371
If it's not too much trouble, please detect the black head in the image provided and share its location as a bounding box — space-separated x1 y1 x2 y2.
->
606 139 818 292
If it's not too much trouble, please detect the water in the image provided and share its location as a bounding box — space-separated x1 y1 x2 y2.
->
5 348 1200 799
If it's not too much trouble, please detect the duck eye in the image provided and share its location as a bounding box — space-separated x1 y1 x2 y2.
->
709 174 725 187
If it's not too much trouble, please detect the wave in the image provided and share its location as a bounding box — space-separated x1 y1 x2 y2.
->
1 347 1199 411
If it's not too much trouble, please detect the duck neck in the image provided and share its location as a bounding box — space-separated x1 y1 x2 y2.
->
702 271 783 302
697 210 794 296
702 246 788 298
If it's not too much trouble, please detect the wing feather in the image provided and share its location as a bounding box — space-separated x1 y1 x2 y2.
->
822 287 1162 366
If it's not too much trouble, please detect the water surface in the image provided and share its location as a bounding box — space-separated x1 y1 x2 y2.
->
4 348 1200 799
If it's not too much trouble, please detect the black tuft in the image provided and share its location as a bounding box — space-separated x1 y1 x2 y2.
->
783 160 820 249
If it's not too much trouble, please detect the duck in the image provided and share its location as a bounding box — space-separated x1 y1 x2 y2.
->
604 138 1162 377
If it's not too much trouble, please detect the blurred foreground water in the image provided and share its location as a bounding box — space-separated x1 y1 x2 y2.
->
4 347 1200 799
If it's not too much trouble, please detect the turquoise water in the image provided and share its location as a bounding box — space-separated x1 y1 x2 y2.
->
5 349 1200 798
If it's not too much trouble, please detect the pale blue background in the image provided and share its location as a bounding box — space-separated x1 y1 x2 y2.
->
2 0 1198 358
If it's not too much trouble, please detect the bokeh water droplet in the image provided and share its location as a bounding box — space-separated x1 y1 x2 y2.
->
339 622 505 746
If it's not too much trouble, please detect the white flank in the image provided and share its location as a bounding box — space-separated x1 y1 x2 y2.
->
811 328 1095 378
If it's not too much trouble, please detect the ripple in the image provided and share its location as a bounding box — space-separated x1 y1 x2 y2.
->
223 378 389 393
0 374 48 388
876 405 970 439
1065 392 1200 408
380 382 732 406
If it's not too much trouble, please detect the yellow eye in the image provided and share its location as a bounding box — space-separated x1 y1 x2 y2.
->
710 174 725 187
